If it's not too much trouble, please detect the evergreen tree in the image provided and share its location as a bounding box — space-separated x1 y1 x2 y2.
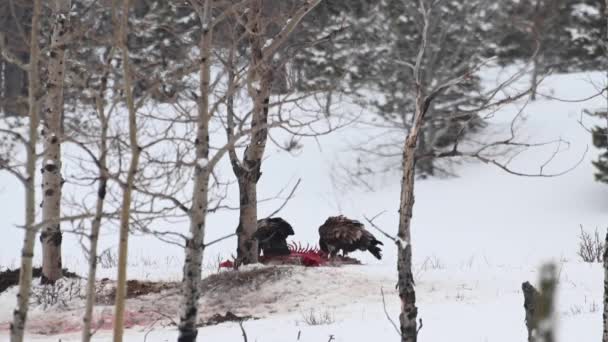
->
493 0 606 72
591 110 608 183
0 1 32 117
570 0 607 70
295 0 490 177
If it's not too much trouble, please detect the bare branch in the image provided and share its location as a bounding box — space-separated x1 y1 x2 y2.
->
0 32 28 70
204 232 237 248
364 212 398 243
381 287 401 337
261 0 323 58
265 178 302 218
238 320 249 342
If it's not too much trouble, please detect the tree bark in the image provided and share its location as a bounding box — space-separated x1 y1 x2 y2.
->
177 1 212 341
82 57 111 342
232 0 321 266
235 174 261 265
603 228 608 342
530 53 539 101
522 281 539 342
113 0 140 340
534 263 557 342
603 3 607 341
396 91 428 342
10 0 41 340
40 0 71 284
235 0 271 266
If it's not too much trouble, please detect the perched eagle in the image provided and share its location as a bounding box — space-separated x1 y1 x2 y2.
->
318 215 383 259
253 217 295 257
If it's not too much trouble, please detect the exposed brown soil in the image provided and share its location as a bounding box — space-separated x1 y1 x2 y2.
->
97 278 179 304
0 267 79 294
200 266 291 294
200 311 256 327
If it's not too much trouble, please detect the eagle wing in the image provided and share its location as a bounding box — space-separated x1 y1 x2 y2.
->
255 217 294 257
319 215 383 259
319 216 365 245
254 217 294 242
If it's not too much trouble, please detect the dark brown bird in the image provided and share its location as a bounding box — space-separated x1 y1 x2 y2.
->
253 217 295 257
318 215 383 259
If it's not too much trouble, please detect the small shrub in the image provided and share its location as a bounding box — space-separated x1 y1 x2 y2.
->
31 278 83 309
589 300 600 313
98 248 118 269
577 225 604 263
301 309 335 326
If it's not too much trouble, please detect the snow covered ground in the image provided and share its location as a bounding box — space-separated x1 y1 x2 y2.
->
0 70 607 341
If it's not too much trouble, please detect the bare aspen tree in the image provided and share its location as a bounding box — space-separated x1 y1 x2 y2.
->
528 0 552 101
177 0 213 341
604 2 608 341
384 2 567 341
9 0 41 341
40 0 71 284
521 265 557 342
81 51 113 342
113 0 141 340
233 0 322 266
534 263 557 342
394 4 435 339
604 228 608 342
522 281 539 342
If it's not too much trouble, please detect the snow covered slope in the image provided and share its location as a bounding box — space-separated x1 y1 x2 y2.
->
0 70 606 341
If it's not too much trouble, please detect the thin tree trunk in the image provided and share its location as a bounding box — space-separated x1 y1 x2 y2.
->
40 0 71 284
530 54 539 101
522 281 539 342
534 263 557 342
235 0 272 265
603 229 608 342
397 92 428 342
113 0 140 340
230 0 320 266
178 1 212 341
10 0 41 340
235 175 260 265
602 2 608 341
82 58 111 342
225 39 257 266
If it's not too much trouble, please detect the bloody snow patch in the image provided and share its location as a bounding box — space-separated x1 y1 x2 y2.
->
219 242 362 268
3 308 161 335
198 265 391 320
0 265 392 336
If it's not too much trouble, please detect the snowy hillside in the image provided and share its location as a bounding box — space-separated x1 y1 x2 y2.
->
0 70 607 341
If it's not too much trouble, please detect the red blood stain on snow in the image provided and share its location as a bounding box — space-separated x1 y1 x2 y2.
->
220 242 328 268
0 309 162 334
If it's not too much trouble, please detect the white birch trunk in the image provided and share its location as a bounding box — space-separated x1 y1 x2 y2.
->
113 0 140 340
177 1 212 341
40 0 71 284
82 65 111 342
10 0 41 340
604 229 608 341
602 2 607 341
